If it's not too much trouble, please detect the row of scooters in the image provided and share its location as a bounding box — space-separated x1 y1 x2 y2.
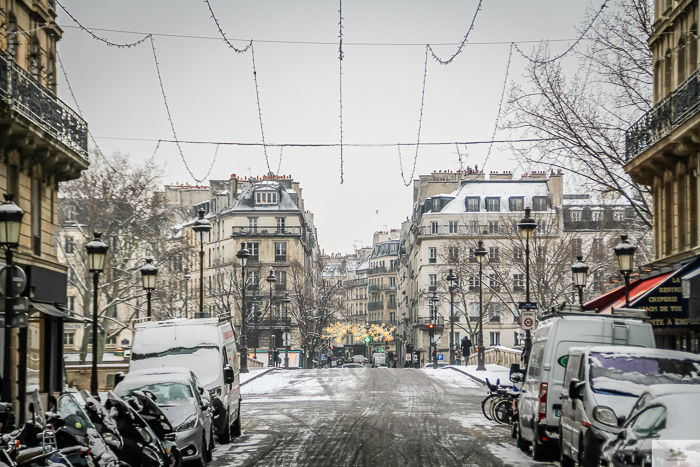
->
0 389 181 467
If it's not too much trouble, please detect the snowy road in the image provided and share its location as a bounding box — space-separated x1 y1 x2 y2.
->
211 367 556 466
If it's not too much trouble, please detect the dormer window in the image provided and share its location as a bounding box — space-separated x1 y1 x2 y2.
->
256 190 278 205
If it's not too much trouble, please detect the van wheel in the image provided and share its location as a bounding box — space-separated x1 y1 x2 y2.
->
561 449 575 467
532 436 547 461
231 400 242 437
516 423 529 452
218 409 232 444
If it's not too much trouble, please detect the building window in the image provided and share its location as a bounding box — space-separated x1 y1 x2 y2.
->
489 275 500 292
468 303 480 321
67 268 75 285
466 197 480 212
276 270 287 291
65 236 75 254
276 217 286 233
532 197 548 211
248 217 258 232
514 247 523 260
429 274 436 288
514 274 524 292
275 242 287 262
489 332 501 346
571 209 582 221
468 275 480 291
431 221 438 234
591 238 603 256
591 210 603 222
429 247 437 264
537 221 547 234
613 210 624 221
448 221 458 233
255 191 278 204
68 296 75 312
106 334 117 345
489 247 499 262
468 220 479 234
485 198 500 212
63 332 74 346
509 197 524 212
573 238 583 256
447 247 458 263
428 301 437 320
248 242 259 262
390 277 396 288
488 221 499 234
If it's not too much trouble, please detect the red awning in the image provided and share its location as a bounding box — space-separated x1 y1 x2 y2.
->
583 272 674 314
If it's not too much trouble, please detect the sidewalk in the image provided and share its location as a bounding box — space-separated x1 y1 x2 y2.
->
241 367 278 386
450 364 512 387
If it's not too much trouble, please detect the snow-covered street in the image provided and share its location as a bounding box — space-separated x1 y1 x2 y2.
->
211 367 556 466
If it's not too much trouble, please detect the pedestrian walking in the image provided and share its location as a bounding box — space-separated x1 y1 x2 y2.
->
461 336 472 365
455 347 462 365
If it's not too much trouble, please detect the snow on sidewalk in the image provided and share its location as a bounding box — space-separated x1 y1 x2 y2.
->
452 364 513 387
240 367 277 386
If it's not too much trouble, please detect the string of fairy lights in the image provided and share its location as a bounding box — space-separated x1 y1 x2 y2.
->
55 0 615 184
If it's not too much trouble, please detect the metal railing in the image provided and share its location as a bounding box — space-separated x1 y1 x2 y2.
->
231 225 303 236
368 301 384 311
368 265 397 275
466 347 522 366
419 224 502 236
368 284 397 292
626 68 700 161
387 302 397 309
0 55 88 158
415 316 445 327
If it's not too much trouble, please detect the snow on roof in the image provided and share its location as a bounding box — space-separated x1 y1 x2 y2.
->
563 198 631 207
439 180 551 214
222 182 301 214
588 346 700 361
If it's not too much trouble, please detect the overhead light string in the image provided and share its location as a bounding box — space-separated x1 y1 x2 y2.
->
427 0 483 65
203 0 252 53
339 0 345 184
400 45 430 187
56 1 151 48
250 41 273 175
482 42 513 171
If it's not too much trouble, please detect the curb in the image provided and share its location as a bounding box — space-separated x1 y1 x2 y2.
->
448 365 487 386
240 367 280 387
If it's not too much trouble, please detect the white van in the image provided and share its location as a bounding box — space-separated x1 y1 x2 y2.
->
130 317 241 443
372 353 386 367
516 308 655 461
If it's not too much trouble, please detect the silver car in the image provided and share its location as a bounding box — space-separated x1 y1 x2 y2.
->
114 368 214 467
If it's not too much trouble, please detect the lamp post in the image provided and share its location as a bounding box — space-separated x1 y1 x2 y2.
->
614 235 637 308
140 259 158 318
430 292 439 369
571 256 589 306
86 232 109 398
183 268 190 319
265 267 276 367
0 194 23 404
474 239 488 371
517 207 537 365
235 243 250 373
192 210 211 319
281 292 292 369
446 269 458 365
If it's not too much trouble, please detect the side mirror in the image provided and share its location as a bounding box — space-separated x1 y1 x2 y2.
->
198 386 204 396
114 372 125 387
569 378 585 400
510 372 524 383
200 399 210 411
224 366 235 385
509 363 520 376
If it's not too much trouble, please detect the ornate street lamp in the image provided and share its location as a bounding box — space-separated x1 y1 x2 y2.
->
614 235 637 307
140 259 158 318
430 292 439 369
446 269 458 365
517 207 537 365
236 242 250 373
571 256 589 306
280 292 292 369
265 267 277 367
474 239 488 371
192 210 211 318
86 232 109 398
0 194 23 404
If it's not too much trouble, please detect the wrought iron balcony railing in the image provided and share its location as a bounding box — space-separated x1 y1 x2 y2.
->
231 226 303 237
368 284 397 292
367 301 384 311
0 55 88 158
415 316 445 327
626 68 700 161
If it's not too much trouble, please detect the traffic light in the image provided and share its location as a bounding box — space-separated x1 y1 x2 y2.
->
380 348 385 353
364 336 371 343
384 338 389 343
330 346 334 350
428 323 434 330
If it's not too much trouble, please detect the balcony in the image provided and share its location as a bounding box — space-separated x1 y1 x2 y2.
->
257 317 292 328
367 301 384 311
368 265 397 276
368 284 397 292
626 68 700 161
232 225 303 237
415 316 444 328
418 224 502 237
274 255 287 262
387 302 397 310
0 56 88 160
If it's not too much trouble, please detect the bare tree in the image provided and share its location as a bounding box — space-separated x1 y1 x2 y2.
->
503 0 654 227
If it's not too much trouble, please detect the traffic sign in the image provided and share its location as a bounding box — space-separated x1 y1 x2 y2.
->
437 353 444 361
521 311 537 330
282 332 291 346
321 354 326 360
405 354 411 362
518 302 538 310
412 354 418 362
0 297 29 313
0 266 26 297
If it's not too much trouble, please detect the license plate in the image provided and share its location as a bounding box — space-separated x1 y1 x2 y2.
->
554 409 561 417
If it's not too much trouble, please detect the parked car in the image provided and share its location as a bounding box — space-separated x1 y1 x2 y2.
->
517 309 655 461
114 368 214 467
560 347 700 467
352 355 368 364
340 363 365 369
600 392 700 467
129 317 241 443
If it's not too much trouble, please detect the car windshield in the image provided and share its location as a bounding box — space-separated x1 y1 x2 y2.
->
117 382 194 404
589 351 700 393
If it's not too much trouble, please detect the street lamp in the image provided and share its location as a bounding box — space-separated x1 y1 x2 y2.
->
614 235 637 308
183 268 190 319
86 232 109 398
571 256 589 306
265 267 276 367
192 210 211 319
474 239 488 371
430 292 439 369
280 292 292 369
140 259 158 318
0 194 23 404
446 269 458 365
517 207 537 365
236 242 250 373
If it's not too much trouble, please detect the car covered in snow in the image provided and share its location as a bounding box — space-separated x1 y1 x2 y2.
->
600 392 700 467
560 347 700 467
114 368 214 467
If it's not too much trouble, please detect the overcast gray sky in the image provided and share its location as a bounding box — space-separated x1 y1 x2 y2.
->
57 1 597 254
